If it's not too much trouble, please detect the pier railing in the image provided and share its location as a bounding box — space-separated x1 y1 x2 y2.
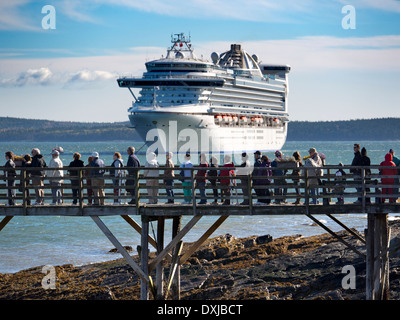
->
1 164 399 214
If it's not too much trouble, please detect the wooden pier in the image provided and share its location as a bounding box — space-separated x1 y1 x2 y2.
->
1 164 399 300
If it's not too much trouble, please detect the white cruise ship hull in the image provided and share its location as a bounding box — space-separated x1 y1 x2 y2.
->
129 109 287 155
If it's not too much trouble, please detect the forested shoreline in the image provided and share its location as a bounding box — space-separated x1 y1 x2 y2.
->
0 117 399 142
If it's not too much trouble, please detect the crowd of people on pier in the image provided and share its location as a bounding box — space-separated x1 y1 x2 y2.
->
2 143 400 206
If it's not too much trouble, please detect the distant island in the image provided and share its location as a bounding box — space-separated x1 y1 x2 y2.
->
0 117 399 142
287 118 400 141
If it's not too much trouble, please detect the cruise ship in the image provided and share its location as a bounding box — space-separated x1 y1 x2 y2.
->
117 33 291 156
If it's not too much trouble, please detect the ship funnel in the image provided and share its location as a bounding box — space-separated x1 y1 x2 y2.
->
230 44 241 52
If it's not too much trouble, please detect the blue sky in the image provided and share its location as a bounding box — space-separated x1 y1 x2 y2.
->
0 0 400 122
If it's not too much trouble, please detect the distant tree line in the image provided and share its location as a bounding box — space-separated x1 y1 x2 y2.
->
0 117 135 142
287 118 400 141
0 117 399 142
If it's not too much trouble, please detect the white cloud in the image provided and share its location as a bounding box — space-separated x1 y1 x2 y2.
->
67 70 116 82
0 67 53 87
0 0 40 31
1 35 400 88
0 67 117 87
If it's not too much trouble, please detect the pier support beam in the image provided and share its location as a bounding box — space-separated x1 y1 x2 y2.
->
156 217 165 299
366 213 390 300
171 216 182 300
140 216 149 300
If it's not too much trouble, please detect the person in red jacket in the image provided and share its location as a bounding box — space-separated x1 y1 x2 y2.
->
219 155 235 205
379 153 397 203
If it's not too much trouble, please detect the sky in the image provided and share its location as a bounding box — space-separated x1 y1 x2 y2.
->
0 0 399 123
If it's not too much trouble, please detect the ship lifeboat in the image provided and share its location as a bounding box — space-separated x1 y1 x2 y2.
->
239 116 248 124
214 115 222 123
258 117 264 124
226 115 233 123
232 115 238 123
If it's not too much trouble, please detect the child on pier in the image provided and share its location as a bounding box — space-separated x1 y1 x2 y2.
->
334 163 346 204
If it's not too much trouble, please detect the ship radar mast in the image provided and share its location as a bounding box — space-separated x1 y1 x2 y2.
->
166 33 197 59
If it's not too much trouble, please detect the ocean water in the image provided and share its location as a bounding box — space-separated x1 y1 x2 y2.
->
1 140 400 273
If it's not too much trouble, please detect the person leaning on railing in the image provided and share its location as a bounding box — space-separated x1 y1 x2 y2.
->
85 156 94 205
237 152 251 205
30 148 46 205
164 152 175 203
144 152 159 205
47 150 64 205
219 154 235 205
90 152 105 206
20 154 32 206
4 151 16 206
292 151 303 205
110 152 124 205
208 156 219 204
379 153 397 204
180 152 193 204
68 153 84 205
196 153 209 205
126 146 141 205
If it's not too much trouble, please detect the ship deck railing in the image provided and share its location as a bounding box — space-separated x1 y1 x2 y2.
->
0 164 399 216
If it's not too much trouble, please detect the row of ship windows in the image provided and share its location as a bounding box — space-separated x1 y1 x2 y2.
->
141 87 201 92
140 93 199 97
146 63 210 69
138 100 205 104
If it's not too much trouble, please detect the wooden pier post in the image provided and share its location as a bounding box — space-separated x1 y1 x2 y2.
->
141 216 149 300
156 217 165 299
366 213 390 300
171 216 182 300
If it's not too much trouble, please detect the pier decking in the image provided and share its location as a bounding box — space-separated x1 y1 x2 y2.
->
0 164 399 300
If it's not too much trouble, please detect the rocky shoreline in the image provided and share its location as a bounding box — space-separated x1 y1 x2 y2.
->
1 220 400 300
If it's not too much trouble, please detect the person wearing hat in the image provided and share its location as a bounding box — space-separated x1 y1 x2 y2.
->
68 152 84 205
180 152 193 204
351 143 363 204
237 152 251 205
219 154 235 205
389 149 400 201
196 153 209 204
31 148 47 205
144 152 159 205
208 156 219 204
4 151 16 206
126 146 141 205
304 148 324 204
271 150 287 204
47 149 64 205
90 152 105 205
164 152 175 204
334 163 347 204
